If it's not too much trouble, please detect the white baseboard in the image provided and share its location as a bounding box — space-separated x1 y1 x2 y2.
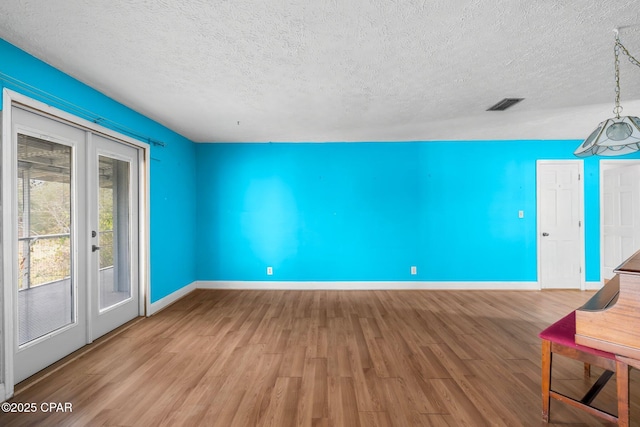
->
195 280 540 291
148 279 599 315
147 281 197 316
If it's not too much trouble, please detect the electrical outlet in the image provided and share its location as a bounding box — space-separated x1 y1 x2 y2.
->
267 266 273 275
410 266 417 275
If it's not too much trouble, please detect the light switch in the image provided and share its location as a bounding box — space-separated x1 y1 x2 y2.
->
518 210 524 218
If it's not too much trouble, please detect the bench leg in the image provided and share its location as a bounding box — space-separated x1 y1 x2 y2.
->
617 359 630 427
542 340 552 422
584 362 591 378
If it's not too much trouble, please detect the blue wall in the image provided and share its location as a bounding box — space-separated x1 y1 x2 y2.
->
0 39 197 302
4 37 640 291
196 141 639 283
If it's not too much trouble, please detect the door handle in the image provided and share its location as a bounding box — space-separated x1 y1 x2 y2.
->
92 245 101 252
542 232 549 237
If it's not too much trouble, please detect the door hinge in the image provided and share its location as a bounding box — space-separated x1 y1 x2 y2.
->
578 173 581 180
579 266 582 274
579 220 581 227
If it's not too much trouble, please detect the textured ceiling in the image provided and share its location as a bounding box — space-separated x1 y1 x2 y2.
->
1 1 640 142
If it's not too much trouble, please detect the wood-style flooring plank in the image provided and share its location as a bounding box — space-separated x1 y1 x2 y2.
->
2 289 640 426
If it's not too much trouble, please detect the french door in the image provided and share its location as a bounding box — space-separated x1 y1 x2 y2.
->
12 106 88 383
89 134 139 339
11 105 140 383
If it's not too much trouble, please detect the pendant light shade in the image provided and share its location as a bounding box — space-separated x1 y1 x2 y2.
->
574 29 640 157
574 116 640 157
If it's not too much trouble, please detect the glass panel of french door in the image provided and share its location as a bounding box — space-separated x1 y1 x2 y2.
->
91 134 139 340
12 106 88 384
98 155 131 310
18 134 73 344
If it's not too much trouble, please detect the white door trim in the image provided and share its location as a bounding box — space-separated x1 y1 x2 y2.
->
2 89 17 400
599 159 640 284
1 89 150 400
536 160 586 290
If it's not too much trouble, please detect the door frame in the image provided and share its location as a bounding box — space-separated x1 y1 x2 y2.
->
1 89 150 399
536 160 586 290
599 159 640 284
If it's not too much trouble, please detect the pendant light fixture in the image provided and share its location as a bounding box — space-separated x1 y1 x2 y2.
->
575 29 640 157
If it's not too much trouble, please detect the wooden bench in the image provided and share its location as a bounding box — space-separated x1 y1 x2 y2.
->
539 310 633 425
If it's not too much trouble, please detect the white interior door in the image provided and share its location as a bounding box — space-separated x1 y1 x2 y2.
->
89 134 139 340
602 163 640 280
537 161 583 289
11 106 88 383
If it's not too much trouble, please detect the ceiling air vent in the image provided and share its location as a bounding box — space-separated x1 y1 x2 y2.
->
487 98 524 111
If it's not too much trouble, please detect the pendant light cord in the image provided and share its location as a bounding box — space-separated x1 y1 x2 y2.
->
613 30 640 118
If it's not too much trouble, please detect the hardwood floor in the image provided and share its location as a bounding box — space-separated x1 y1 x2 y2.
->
2 289 639 426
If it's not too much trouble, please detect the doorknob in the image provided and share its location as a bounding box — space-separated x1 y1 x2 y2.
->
542 232 549 237
92 245 101 252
